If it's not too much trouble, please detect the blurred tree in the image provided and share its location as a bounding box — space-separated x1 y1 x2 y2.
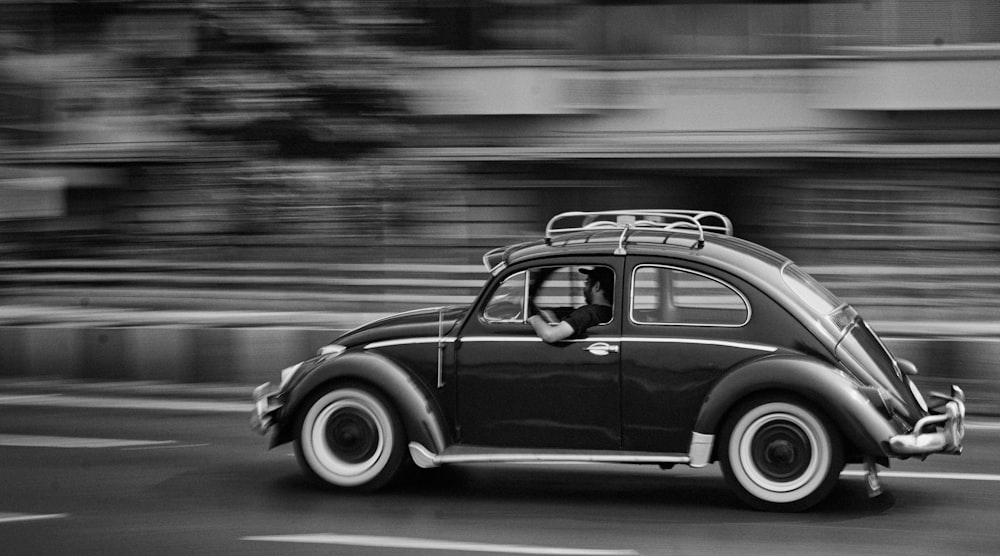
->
181 0 414 158
136 0 469 260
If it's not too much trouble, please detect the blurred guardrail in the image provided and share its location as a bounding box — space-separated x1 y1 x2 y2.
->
0 259 997 415
0 259 487 315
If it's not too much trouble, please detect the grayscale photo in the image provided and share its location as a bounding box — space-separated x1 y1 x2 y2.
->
1 1 998 554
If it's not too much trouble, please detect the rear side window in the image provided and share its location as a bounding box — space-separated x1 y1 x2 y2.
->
632 265 749 326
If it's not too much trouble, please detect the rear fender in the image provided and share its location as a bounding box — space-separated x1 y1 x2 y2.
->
694 355 899 458
277 352 448 453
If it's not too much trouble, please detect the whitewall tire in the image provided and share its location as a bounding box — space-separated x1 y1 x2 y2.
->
720 397 843 512
294 386 406 491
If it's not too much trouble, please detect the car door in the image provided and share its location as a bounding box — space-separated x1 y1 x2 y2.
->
621 257 773 453
455 259 623 450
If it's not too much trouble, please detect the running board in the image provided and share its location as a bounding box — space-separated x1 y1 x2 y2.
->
409 443 694 469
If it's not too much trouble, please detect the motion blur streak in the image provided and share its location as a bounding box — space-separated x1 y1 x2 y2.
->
242 534 639 555
0 434 175 449
0 514 69 524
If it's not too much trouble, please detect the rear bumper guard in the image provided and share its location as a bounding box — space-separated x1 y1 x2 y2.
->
889 386 965 456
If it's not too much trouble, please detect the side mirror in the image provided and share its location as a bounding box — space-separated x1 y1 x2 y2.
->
897 358 918 376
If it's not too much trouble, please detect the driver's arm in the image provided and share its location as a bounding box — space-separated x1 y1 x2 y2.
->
528 313 575 343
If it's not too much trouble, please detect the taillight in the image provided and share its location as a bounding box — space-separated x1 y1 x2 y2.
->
830 305 859 331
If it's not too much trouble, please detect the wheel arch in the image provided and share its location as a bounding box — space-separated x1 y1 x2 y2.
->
276 351 449 454
694 355 897 461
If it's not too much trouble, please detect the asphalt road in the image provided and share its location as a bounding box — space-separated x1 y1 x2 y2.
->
1 389 998 556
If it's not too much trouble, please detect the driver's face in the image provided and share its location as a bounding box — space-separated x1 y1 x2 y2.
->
583 280 595 304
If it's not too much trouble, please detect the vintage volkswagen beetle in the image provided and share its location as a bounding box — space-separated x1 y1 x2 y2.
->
251 209 965 511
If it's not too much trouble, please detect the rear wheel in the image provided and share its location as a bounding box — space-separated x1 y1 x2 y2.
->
294 385 406 491
720 396 843 512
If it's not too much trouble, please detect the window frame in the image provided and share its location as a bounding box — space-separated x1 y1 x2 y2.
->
629 264 751 328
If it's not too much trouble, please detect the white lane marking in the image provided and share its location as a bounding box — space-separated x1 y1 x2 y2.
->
0 434 176 449
0 394 248 413
0 513 69 524
967 421 1000 431
242 534 639 555
842 470 1000 482
121 443 209 451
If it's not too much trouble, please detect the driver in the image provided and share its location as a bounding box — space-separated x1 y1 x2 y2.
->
528 267 613 343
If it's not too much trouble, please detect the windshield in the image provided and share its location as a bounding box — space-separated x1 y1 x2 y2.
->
781 264 844 315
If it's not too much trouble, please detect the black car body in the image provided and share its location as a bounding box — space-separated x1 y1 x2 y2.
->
252 210 965 511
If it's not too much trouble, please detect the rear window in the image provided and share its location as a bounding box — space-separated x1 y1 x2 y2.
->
781 264 843 315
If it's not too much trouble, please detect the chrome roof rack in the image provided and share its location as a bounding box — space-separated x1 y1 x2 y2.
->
545 210 733 254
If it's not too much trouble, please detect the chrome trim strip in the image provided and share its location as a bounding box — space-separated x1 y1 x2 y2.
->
408 442 691 466
620 337 777 352
437 454 692 465
462 336 623 345
369 335 772 354
453 335 774 352
461 336 545 343
365 337 457 350
369 335 773 352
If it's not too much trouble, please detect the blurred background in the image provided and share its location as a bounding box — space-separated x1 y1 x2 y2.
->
1 1 999 398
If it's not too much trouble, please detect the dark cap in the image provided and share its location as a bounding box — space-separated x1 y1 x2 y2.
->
579 266 614 290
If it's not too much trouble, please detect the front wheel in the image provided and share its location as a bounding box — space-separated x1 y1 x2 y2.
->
294 385 407 491
720 396 844 512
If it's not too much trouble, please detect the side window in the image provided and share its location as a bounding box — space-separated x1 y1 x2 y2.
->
483 265 616 325
531 265 615 325
632 266 749 326
483 271 527 322
531 266 579 308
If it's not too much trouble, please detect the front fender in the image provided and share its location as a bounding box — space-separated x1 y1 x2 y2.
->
277 352 449 453
694 355 901 458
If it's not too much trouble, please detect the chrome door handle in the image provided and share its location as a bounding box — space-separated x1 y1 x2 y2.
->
584 342 619 356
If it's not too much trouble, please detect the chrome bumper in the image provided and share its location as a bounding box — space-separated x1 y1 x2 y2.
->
249 382 282 436
889 386 966 456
